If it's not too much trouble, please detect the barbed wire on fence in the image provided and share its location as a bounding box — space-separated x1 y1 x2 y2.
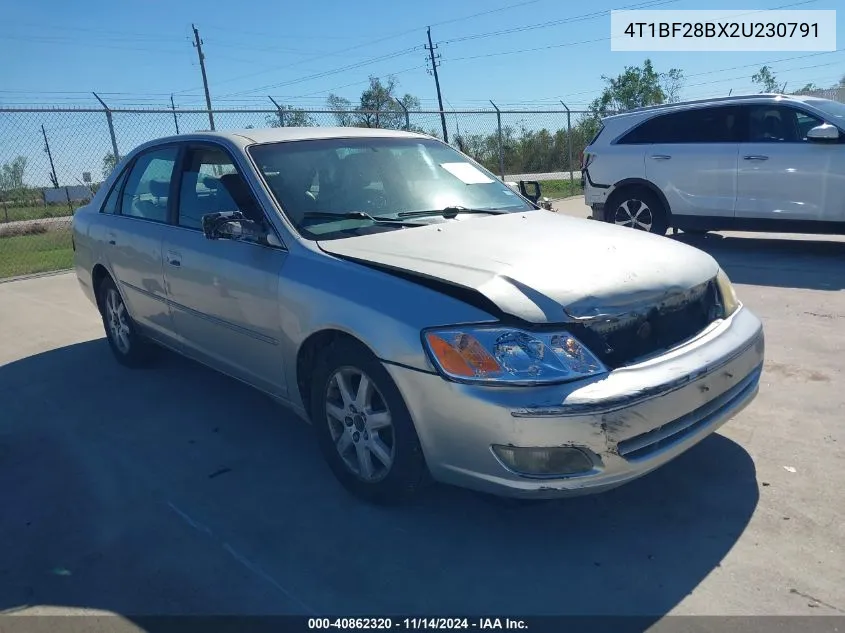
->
0 104 598 279
0 106 596 197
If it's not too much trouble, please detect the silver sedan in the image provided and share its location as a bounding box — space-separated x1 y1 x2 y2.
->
72 127 764 503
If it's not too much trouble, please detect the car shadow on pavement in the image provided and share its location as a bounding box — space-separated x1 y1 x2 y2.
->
672 232 845 291
0 339 759 624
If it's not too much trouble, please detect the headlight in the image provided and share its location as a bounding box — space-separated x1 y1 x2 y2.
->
423 326 607 385
715 268 740 317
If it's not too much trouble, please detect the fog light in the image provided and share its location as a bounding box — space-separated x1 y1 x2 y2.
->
492 445 594 477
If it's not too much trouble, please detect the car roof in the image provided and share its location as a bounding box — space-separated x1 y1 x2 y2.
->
150 126 431 147
601 93 814 122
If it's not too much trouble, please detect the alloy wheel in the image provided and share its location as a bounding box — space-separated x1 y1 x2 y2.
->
613 198 653 231
325 367 395 482
105 288 131 354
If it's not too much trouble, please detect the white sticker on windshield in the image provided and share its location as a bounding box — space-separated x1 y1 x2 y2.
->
440 162 495 184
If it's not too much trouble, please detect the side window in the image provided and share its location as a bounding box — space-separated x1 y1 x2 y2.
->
120 147 178 222
747 106 822 143
619 115 667 144
795 110 824 140
178 146 262 230
620 107 739 144
100 168 129 214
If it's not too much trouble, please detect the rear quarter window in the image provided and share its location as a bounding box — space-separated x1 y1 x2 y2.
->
100 168 129 214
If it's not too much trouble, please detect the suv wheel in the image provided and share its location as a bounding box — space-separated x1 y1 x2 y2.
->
606 187 668 236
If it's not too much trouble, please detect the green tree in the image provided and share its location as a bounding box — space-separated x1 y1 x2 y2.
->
660 68 685 103
752 66 780 93
326 94 356 126
265 104 314 127
797 82 820 93
0 156 27 193
102 152 118 179
326 76 419 129
588 59 666 117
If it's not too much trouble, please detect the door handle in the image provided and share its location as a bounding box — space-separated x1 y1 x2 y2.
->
166 251 182 267
107 231 116 246
650 154 671 160
743 155 769 160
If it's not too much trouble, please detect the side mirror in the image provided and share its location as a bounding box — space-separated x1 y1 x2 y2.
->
518 180 542 203
201 211 280 247
806 123 840 141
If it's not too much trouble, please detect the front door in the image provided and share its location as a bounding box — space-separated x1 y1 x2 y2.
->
736 105 832 222
162 143 289 397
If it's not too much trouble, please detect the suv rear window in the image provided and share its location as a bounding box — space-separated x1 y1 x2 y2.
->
619 106 740 144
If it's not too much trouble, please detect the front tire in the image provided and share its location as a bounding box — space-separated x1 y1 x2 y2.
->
605 187 668 235
97 276 154 368
310 339 428 504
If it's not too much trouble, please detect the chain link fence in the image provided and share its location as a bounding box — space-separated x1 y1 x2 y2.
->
0 105 595 280
794 85 845 102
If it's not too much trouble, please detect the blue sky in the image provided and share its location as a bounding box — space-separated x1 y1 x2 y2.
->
1 0 843 187
2 0 843 110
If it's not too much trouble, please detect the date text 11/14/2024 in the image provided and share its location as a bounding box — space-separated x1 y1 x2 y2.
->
308 618 528 630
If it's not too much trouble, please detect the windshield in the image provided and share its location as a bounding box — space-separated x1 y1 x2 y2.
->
804 98 845 124
248 137 534 240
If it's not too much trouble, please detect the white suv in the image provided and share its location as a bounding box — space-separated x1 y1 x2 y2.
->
583 94 845 235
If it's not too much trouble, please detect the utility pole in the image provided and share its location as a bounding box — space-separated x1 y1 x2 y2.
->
425 27 448 143
41 124 59 188
170 94 180 134
192 24 215 130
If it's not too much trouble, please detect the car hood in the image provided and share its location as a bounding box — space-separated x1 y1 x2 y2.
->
317 211 720 324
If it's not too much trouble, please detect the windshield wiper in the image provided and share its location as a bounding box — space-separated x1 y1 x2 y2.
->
302 211 410 224
397 206 509 219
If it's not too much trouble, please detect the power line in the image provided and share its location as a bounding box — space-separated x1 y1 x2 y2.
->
2 21 184 41
173 0 548 96
0 34 188 55
442 0 822 64
430 0 545 27
521 48 845 105
297 64 427 98
441 0 679 45
173 35 422 96
219 47 421 98
200 38 372 58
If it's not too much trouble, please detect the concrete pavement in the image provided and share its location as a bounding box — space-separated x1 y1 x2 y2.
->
0 212 844 624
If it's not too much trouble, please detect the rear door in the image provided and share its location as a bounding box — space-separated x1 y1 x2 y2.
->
736 104 830 221
161 142 289 397
97 146 179 341
623 106 740 219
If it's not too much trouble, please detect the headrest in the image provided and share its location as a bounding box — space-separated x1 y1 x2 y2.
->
201 175 220 190
148 179 170 198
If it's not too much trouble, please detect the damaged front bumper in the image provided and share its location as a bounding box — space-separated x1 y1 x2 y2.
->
386 306 764 498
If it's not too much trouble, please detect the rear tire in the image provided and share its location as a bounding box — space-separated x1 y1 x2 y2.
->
605 187 668 236
310 339 428 504
97 276 154 368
